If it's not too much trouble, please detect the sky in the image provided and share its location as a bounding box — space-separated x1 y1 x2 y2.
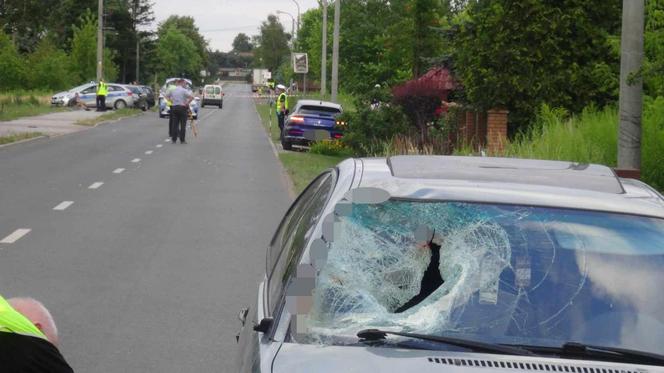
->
151 0 321 52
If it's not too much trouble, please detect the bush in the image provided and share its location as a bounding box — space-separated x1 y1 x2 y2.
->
309 140 353 157
341 99 411 156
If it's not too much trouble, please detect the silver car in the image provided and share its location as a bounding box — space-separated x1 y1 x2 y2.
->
51 82 135 110
236 156 664 372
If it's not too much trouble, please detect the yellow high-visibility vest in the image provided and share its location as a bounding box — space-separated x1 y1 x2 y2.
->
97 82 108 96
0 294 47 340
277 92 288 112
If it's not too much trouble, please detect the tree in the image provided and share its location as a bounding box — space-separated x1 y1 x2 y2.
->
70 12 117 83
254 15 290 73
27 37 75 90
158 15 208 68
232 33 253 52
451 0 621 131
156 27 202 82
0 31 27 90
0 0 60 52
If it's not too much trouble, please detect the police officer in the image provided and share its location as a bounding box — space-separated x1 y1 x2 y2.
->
276 84 289 135
165 79 194 144
0 294 73 372
96 79 108 112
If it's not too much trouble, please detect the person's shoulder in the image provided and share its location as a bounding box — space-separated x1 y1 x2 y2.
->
0 332 74 372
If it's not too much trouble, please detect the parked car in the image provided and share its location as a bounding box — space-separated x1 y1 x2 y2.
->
281 99 344 150
158 78 199 119
139 85 156 108
124 85 148 111
51 82 135 110
201 84 224 108
236 155 664 372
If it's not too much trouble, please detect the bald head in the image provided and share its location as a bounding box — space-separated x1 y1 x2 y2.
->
8 297 59 346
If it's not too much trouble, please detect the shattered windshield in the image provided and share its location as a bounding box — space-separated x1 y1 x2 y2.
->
304 201 664 355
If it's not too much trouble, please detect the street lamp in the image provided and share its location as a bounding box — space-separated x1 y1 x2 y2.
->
291 0 301 37
276 10 296 43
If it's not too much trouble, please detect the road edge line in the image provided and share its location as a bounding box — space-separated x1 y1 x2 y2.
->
252 100 296 201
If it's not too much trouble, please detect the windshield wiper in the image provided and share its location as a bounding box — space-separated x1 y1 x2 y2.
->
357 329 534 356
509 342 664 366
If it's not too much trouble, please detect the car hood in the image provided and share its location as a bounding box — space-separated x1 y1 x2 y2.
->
272 343 660 373
52 91 71 98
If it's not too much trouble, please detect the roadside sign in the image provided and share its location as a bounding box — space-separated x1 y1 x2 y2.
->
293 53 309 74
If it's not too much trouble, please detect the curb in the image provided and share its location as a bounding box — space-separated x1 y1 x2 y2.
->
0 134 49 149
253 100 296 201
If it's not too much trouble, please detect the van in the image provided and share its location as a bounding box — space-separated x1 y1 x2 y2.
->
202 85 224 108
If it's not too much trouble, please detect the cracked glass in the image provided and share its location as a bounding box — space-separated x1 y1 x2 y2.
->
305 200 664 355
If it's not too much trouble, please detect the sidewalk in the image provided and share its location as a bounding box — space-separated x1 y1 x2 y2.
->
0 110 106 138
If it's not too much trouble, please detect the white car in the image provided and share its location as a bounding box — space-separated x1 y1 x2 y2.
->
201 84 224 108
51 82 135 110
158 78 200 119
236 155 664 372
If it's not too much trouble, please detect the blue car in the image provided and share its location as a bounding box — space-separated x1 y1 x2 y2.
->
281 100 344 150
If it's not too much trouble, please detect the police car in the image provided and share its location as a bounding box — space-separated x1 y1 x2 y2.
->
158 78 200 119
51 82 136 109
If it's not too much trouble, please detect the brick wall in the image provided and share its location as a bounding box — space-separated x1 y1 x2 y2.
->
487 109 508 155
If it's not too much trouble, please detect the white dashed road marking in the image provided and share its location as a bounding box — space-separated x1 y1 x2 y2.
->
131 158 141 163
89 182 104 189
113 168 125 174
156 144 163 148
53 201 74 211
165 139 170 142
1 229 31 244
145 150 153 155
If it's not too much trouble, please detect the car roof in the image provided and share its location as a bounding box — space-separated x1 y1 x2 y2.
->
345 156 664 218
295 100 342 111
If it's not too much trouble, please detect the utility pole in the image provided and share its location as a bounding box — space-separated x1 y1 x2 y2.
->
331 0 340 102
136 38 140 83
617 0 645 174
96 0 104 81
320 0 328 97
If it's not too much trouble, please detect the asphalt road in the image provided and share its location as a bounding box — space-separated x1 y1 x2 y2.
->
0 83 291 372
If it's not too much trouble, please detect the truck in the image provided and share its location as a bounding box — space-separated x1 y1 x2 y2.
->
251 69 271 92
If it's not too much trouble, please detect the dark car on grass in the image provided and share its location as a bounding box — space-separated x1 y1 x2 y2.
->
281 99 344 150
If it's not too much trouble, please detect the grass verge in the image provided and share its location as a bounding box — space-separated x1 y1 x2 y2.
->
75 108 142 126
279 152 346 194
255 99 349 194
0 132 44 145
0 103 63 121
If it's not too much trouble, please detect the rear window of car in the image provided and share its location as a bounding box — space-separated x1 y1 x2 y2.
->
297 105 341 116
205 86 221 95
128 87 142 94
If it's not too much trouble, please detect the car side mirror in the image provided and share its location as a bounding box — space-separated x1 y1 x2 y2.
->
253 317 274 333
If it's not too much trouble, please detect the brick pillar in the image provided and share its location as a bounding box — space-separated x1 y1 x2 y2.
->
486 109 508 155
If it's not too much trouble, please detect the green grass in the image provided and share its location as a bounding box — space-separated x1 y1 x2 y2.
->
75 108 142 126
0 91 63 121
279 152 347 193
0 132 44 145
255 100 282 143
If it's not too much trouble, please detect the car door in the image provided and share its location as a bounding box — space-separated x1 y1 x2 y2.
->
236 170 337 373
80 86 97 106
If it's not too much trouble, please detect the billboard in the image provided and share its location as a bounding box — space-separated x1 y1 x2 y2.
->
292 53 309 74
